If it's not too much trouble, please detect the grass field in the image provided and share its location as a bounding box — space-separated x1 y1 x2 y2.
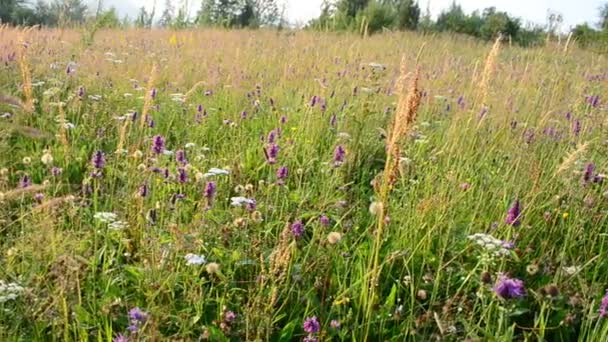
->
1 27 608 341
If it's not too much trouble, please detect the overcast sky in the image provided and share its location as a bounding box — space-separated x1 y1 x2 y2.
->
101 0 606 29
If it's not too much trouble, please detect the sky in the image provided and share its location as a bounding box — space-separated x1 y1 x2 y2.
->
103 0 606 30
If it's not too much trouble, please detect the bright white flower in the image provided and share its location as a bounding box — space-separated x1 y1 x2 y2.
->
230 197 255 207
467 233 511 257
562 265 581 275
203 168 230 177
94 212 118 223
185 253 207 265
108 220 128 230
41 151 54 165
185 143 196 149
162 150 174 156
63 122 75 129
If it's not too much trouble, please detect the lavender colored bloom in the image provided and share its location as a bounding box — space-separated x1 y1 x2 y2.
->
178 168 188 183
127 324 139 332
583 163 595 184
51 167 63 176
600 289 608 317
266 144 280 164
493 276 526 299
128 307 147 323
241 111 248 119
310 95 318 107
587 95 600 108
204 181 216 200
197 104 203 113
524 129 535 144
565 111 572 120
176 150 187 165
139 182 148 197
319 215 330 227
280 115 287 124
303 316 320 334
572 120 581 136
19 175 32 188
113 334 128 342
333 145 346 167
505 200 522 227
303 336 318 342
78 86 85 98
91 150 105 169
34 193 44 202
224 310 237 322
151 135 165 154
277 166 288 185
151 88 157 99
291 220 304 237
267 130 277 144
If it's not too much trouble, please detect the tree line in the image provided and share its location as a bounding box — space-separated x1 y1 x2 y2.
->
2 0 608 51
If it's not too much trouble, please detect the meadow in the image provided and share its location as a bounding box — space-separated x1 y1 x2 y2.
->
0 26 607 341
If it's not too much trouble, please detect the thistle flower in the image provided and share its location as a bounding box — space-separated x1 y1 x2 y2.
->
112 334 127 342
333 145 346 167
505 200 521 227
291 220 304 237
599 289 608 317
224 310 237 322
303 316 320 334
91 151 105 169
151 135 165 154
128 307 147 323
493 275 526 299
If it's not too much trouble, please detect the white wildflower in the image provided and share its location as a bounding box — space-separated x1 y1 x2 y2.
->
185 254 207 265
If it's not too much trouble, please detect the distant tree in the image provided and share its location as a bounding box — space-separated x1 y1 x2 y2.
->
135 2 155 28
358 0 394 33
479 7 520 40
337 0 370 18
96 7 121 28
382 0 420 30
159 0 174 27
599 3 608 30
50 0 88 26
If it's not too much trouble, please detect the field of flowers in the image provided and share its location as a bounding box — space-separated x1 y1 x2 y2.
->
0 27 607 341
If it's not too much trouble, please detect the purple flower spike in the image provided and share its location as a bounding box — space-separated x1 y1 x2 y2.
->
572 120 581 136
277 166 288 185
493 275 526 299
139 182 148 197
505 200 522 227
177 168 188 183
152 135 165 154
19 175 31 188
113 334 128 342
266 143 279 164
128 307 148 323
176 150 187 165
333 145 346 167
291 220 304 237
583 163 595 184
303 316 320 334
204 181 216 200
91 150 106 169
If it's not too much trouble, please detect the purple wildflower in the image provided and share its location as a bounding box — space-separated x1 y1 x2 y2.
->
600 289 608 317
280 115 287 124
176 150 187 165
128 307 147 323
51 167 63 176
139 182 148 197
246 199 257 212
319 215 330 227
151 88 157 99
78 86 85 98
178 168 188 183
291 220 304 238
459 182 471 191
572 120 581 136
267 130 277 144
505 200 522 227
303 336 318 342
277 166 288 185
151 135 165 154
34 193 44 202
583 163 595 184
493 275 526 299
112 334 128 342
330 114 337 127
224 311 237 322
266 144 279 164
303 316 320 334
91 151 105 169
310 95 318 107
19 174 31 188
241 111 248 119
204 181 216 200
333 145 346 167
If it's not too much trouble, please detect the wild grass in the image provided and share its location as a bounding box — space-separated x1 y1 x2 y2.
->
0 27 607 341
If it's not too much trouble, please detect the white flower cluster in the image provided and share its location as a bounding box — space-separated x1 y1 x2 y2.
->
230 197 255 207
185 254 207 266
94 212 128 230
467 233 511 257
0 280 24 303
